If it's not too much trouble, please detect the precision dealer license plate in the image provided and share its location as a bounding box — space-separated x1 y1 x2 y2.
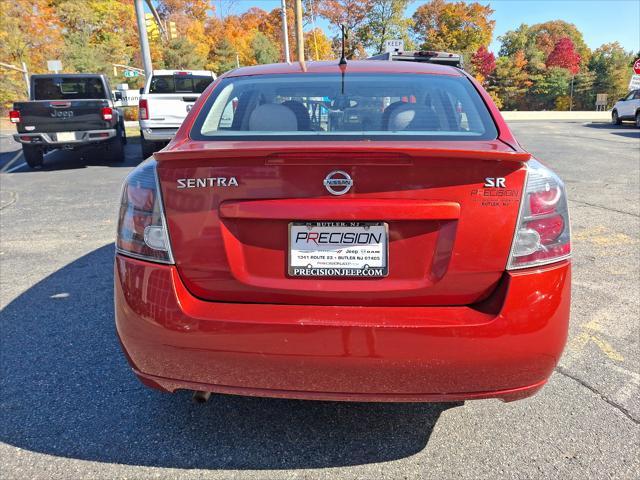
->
288 222 388 277
56 132 75 142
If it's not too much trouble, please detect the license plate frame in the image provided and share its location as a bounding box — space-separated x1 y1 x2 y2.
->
288 221 388 278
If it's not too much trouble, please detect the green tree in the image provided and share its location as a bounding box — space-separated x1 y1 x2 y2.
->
491 51 532 110
56 0 139 87
532 66 571 109
358 0 413 54
572 70 596 110
589 42 636 108
162 38 206 69
209 38 238 74
62 31 109 74
251 32 280 64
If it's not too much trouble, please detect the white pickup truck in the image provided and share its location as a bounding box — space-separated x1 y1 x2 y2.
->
138 70 216 157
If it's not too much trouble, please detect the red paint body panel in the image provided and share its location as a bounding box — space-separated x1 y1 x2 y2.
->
219 199 461 221
115 255 570 402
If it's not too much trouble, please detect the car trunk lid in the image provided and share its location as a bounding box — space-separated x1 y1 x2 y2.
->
156 141 528 306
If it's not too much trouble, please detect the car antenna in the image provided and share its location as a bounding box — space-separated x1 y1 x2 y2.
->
339 24 347 66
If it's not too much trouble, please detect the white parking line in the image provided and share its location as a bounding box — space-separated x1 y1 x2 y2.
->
1 150 24 172
5 162 27 173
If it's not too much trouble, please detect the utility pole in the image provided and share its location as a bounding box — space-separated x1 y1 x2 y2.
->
134 0 153 77
21 62 30 97
280 0 290 63
294 0 304 64
569 75 575 112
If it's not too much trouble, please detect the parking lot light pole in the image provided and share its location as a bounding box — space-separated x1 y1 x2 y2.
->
281 0 290 63
134 0 153 77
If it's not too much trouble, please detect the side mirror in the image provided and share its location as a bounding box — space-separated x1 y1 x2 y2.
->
114 91 123 101
619 98 626 102
139 88 144 94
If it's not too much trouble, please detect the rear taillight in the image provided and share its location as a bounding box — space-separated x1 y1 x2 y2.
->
139 99 148 120
9 110 20 123
116 159 173 264
101 107 113 121
507 159 571 269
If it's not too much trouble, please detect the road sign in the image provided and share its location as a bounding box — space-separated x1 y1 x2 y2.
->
595 93 608 110
116 89 141 107
47 60 62 72
633 58 640 75
629 74 640 91
124 70 139 78
384 39 404 53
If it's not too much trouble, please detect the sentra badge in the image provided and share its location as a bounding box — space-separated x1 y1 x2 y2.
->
177 177 239 189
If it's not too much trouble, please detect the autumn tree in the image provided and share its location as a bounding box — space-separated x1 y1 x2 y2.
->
305 28 335 60
412 0 495 53
529 20 590 67
546 37 581 74
0 0 62 105
471 46 496 84
311 0 373 58
500 21 589 69
156 0 212 62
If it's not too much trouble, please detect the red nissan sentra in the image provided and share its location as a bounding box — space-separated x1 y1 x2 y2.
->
115 60 571 403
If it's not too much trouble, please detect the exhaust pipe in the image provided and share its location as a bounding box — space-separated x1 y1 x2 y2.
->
192 391 212 404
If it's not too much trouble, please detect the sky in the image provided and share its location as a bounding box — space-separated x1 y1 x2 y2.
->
209 0 640 54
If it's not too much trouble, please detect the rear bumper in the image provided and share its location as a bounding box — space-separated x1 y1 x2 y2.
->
115 255 571 403
139 124 179 141
13 129 115 145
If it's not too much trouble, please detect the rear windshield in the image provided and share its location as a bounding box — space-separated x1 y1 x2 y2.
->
33 77 106 100
149 75 213 94
192 73 497 141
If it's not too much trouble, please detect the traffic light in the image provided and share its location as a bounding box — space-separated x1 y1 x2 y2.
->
145 13 159 40
169 21 178 40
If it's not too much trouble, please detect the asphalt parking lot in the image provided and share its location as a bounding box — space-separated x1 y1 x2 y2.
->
0 121 638 479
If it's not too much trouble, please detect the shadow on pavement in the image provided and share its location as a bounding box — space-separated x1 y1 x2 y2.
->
0 244 457 470
584 122 640 139
4 137 146 173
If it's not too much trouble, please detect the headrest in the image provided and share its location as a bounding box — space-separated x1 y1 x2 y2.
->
387 104 439 131
248 103 298 131
282 100 311 130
